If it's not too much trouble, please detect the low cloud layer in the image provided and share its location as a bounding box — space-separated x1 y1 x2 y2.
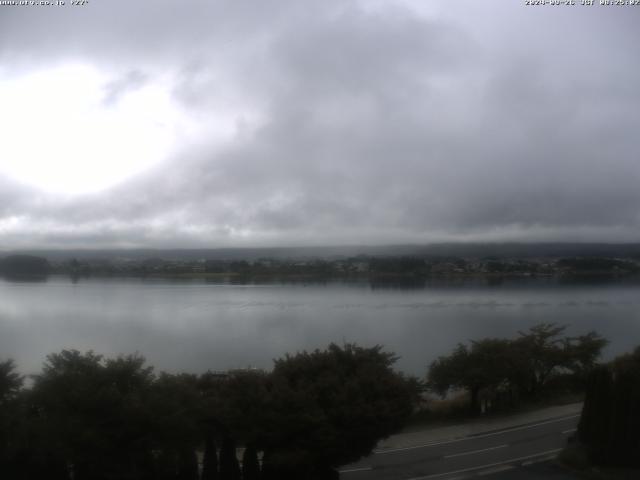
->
0 1 639 248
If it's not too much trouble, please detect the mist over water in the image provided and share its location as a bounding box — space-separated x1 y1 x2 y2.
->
1 276 638 376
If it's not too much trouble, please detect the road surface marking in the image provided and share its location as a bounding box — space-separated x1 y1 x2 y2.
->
406 448 563 480
562 428 577 434
443 444 508 459
478 465 514 476
375 414 580 454
339 466 373 474
521 453 558 466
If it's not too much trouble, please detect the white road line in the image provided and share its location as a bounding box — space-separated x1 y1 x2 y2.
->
561 428 577 434
478 465 514 476
521 454 558 466
339 466 373 474
443 444 508 459
406 448 563 480
375 414 580 454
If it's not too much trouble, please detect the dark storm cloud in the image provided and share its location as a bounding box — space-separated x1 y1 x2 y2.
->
1 0 639 247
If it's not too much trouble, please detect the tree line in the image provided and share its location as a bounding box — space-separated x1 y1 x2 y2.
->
0 344 419 480
3 253 640 280
1 324 629 478
427 323 607 414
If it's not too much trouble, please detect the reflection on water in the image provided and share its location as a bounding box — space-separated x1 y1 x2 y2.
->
0 275 639 376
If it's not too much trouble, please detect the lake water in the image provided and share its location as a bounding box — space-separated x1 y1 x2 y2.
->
1 276 639 377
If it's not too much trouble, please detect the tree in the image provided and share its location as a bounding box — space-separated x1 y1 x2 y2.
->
606 352 640 466
429 344 474 409
578 347 640 467
514 323 568 396
577 365 613 464
201 434 219 480
428 324 607 413
261 344 419 477
219 436 241 480
0 360 25 478
30 350 156 480
242 445 261 480
148 372 202 478
2 344 419 479
0 255 50 276
178 448 199 480
200 369 270 448
562 331 608 382
0 359 23 403
515 324 607 396
31 350 107 480
428 339 515 414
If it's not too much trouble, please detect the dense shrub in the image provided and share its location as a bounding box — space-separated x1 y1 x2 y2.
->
0 344 418 480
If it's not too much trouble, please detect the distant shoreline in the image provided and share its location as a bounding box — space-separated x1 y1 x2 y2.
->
4 271 640 283
3 251 640 281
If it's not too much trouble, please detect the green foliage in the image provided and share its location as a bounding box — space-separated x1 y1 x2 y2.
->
201 369 270 446
0 329 612 479
562 331 609 382
578 347 640 467
557 257 639 273
514 323 570 395
29 350 157 479
262 343 419 474
201 434 219 480
0 359 23 403
178 448 199 480
0 344 419 479
148 372 201 449
577 365 613 462
0 255 50 276
428 343 468 395
428 339 516 413
428 323 607 413
242 445 260 480
219 436 241 480
0 359 25 478
368 257 428 275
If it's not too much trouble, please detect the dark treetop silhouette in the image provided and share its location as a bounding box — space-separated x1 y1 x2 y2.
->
0 344 419 480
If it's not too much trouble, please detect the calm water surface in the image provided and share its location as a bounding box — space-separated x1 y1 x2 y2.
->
1 276 639 376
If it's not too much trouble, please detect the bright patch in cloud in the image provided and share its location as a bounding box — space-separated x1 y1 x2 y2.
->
0 64 189 195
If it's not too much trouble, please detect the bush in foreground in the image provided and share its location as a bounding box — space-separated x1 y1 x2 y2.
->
0 344 419 480
578 347 640 468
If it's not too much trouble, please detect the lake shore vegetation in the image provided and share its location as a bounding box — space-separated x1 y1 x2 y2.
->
0 344 419 480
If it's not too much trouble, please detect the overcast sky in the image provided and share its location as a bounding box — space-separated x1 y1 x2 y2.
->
0 0 638 249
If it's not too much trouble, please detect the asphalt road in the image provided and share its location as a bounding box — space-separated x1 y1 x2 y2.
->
339 414 580 480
